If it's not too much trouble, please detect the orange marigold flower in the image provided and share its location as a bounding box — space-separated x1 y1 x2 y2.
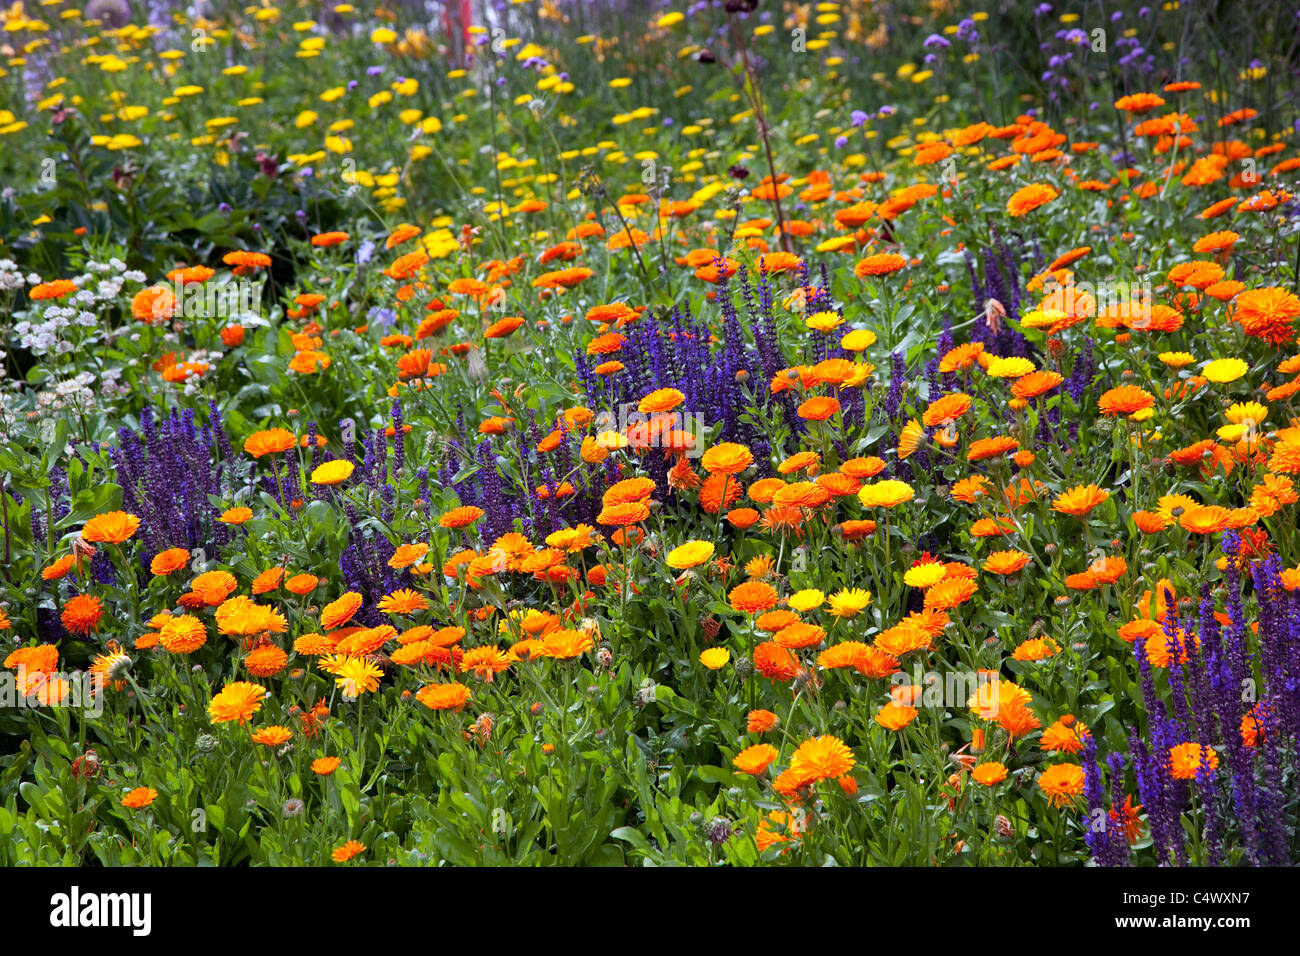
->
1012 637 1060 662
223 250 272 270
121 787 158 809
415 682 472 711
701 442 754 476
875 702 918 731
854 253 907 277
321 591 363 629
797 395 840 421
732 743 779 775
753 641 801 682
159 614 207 654
30 279 79 300
755 251 802 274
251 725 293 747
332 839 366 863
789 734 854 781
208 680 267 724
729 580 779 614
389 542 431 568
1007 183 1059 217
149 547 190 576
1011 370 1064 399
1168 742 1218 780
131 285 176 323
189 569 236 606
1115 92 1166 113
596 501 650 526
922 392 972 427
940 342 985 373
285 573 319 595
1179 504 1233 535
967 436 1020 461
245 643 288 677
1098 384 1155 417
921 577 977 611
81 510 140 544
1052 484 1109 518
1231 286 1300 347
461 645 513 681
852 645 901 679
1037 763 1085 807
984 550 1031 575
1041 715 1090 753
243 428 296 458
61 594 103 635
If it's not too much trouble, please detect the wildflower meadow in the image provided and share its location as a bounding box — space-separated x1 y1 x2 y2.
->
1 0 1300 884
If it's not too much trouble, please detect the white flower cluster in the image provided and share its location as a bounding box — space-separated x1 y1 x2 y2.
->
0 259 25 293
11 258 147 356
36 370 98 413
14 307 79 355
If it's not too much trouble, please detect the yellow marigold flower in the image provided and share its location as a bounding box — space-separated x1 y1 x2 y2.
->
904 563 947 589
826 588 871 618
858 480 915 508
787 588 824 612
840 328 877 351
985 356 1036 378
666 540 714 570
699 647 730 670
311 460 355 485
334 657 384 698
1201 358 1248 383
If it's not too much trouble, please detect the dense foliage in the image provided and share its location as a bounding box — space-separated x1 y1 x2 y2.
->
2 0 1300 866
